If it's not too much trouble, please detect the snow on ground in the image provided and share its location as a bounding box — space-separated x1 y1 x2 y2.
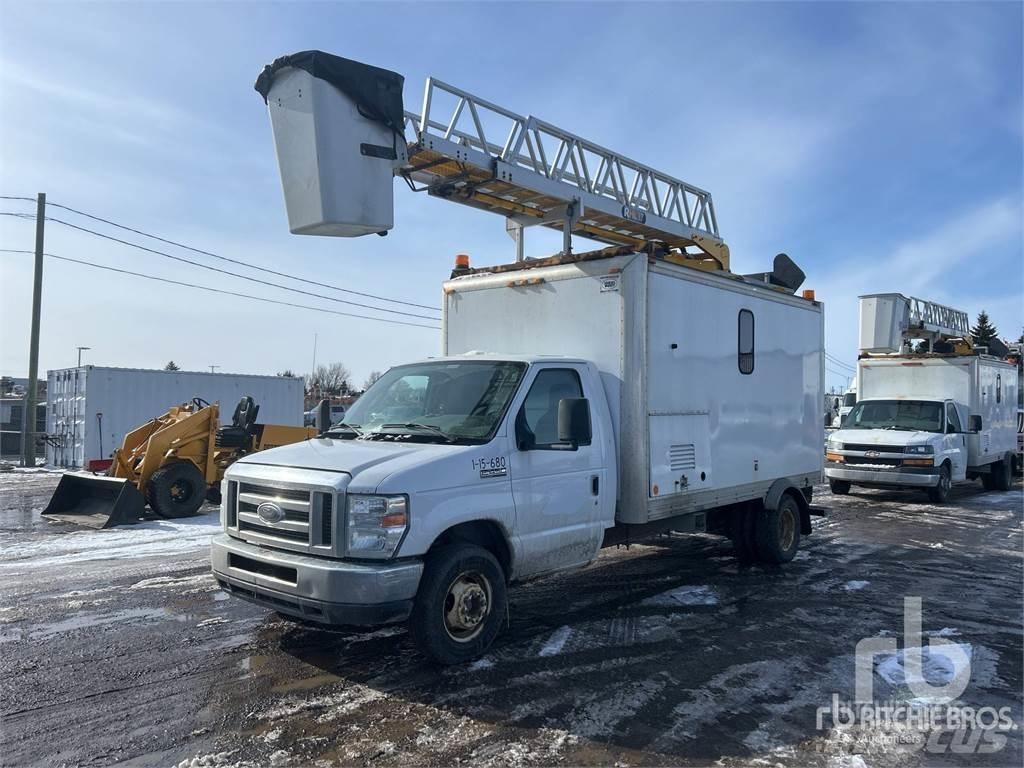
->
538 625 573 657
843 580 869 591
0 512 220 569
642 584 719 607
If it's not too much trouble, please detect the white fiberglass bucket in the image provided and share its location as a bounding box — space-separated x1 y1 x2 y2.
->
266 67 397 236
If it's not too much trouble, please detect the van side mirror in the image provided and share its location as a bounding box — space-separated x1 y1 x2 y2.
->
969 415 982 432
556 398 591 449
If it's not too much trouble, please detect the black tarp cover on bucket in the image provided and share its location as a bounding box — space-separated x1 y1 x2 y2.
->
255 51 405 134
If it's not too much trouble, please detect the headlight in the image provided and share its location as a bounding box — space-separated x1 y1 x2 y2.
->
346 494 408 558
904 445 934 455
827 436 841 448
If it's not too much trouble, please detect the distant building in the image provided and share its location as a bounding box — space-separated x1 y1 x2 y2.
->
0 398 46 458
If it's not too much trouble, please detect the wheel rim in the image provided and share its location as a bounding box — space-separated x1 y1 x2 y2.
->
170 479 193 505
778 506 796 551
442 570 492 643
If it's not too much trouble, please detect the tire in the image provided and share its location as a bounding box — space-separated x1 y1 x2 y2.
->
410 544 507 665
754 495 802 565
927 463 951 504
147 461 207 519
205 485 222 505
987 458 1012 492
829 479 851 495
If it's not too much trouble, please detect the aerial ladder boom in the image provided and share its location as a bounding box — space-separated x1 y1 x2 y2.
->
859 293 971 354
255 51 729 269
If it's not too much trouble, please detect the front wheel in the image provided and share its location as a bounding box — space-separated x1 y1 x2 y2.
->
829 479 851 495
927 463 951 504
755 495 802 564
147 461 207 518
410 544 507 665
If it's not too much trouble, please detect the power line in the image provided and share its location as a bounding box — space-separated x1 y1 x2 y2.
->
42 216 442 321
42 199 442 313
0 249 441 331
825 352 856 371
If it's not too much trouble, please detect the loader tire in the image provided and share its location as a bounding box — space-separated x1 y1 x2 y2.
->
147 461 206 519
754 494 801 565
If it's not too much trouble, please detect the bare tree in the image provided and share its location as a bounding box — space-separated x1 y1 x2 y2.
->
306 362 351 397
362 370 383 391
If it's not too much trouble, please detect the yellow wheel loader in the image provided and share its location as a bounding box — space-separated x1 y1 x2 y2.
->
43 396 316 529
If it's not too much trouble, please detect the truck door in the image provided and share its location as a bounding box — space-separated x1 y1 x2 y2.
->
509 365 606 578
943 401 968 481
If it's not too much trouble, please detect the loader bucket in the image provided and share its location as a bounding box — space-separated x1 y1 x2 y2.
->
42 474 147 529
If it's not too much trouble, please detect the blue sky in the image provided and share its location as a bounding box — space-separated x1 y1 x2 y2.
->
1 1 1021 392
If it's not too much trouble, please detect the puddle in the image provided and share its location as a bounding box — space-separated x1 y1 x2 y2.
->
27 607 178 639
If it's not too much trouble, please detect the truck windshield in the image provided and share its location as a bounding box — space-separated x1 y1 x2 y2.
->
845 399 944 433
843 392 857 408
337 360 527 443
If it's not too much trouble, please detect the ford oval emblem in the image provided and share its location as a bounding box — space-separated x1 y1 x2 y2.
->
257 502 285 524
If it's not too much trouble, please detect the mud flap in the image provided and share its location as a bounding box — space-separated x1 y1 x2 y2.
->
42 474 147 529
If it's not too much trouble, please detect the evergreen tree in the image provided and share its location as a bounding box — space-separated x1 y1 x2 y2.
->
970 311 998 349
163 360 181 371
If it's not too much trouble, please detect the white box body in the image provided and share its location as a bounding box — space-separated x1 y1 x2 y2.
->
45 367 304 468
443 253 824 524
266 67 395 236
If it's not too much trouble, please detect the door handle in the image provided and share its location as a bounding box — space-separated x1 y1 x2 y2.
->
591 475 599 496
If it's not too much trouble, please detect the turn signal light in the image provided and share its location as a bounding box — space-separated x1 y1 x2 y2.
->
825 452 844 462
903 458 935 467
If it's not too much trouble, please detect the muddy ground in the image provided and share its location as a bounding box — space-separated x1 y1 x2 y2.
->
0 470 1020 767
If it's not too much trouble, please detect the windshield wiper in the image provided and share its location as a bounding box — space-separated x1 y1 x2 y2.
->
324 422 363 437
378 423 456 443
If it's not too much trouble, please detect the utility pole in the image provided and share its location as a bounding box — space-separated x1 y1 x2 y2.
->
21 193 45 467
209 365 220 374
76 346 90 367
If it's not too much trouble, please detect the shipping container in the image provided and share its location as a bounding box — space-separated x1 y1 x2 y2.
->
46 367 304 468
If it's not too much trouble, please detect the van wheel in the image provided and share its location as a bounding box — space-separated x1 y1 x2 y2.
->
927 463 951 504
755 495 801 565
985 458 1012 492
829 479 851 495
147 461 207 518
410 544 506 665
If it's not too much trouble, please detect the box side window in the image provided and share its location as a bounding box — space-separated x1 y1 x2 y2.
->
738 309 755 375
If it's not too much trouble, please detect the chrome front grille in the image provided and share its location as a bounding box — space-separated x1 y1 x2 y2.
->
226 475 339 554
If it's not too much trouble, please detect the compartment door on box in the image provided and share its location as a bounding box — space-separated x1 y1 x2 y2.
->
648 414 712 497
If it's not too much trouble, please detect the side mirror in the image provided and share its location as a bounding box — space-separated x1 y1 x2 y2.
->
557 398 591 449
315 399 331 435
969 415 982 432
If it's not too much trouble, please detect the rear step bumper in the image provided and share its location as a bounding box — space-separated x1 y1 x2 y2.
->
210 534 420 626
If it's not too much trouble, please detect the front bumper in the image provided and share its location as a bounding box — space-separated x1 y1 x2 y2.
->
825 462 938 488
211 534 422 626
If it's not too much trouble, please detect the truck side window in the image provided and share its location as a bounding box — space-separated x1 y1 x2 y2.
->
946 404 962 434
738 309 754 374
520 369 588 448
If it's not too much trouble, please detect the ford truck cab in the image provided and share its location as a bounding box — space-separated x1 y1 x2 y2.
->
212 354 616 662
825 397 968 502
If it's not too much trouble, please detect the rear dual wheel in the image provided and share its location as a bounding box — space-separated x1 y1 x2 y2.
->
982 458 1012 492
731 495 802 565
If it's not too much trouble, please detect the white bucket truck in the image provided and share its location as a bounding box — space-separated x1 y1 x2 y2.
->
825 294 1018 501
213 51 824 663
